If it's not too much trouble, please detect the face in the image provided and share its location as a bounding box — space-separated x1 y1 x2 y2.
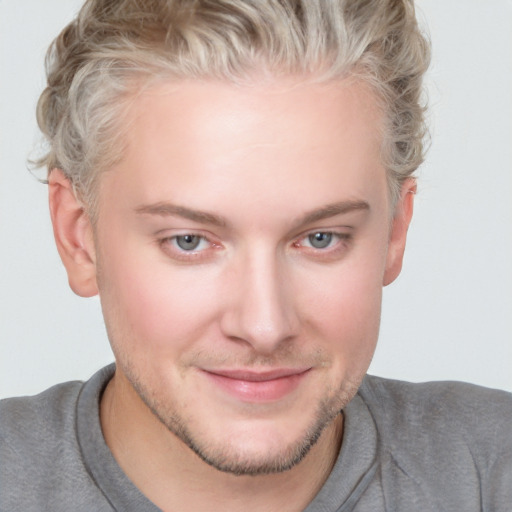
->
84 77 408 475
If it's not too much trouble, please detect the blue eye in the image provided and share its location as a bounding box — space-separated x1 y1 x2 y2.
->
307 232 334 249
159 233 220 262
174 234 203 251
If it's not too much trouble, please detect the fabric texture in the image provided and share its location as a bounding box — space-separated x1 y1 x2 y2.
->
1 365 511 512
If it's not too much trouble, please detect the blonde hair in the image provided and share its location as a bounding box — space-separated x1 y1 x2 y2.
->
35 0 430 218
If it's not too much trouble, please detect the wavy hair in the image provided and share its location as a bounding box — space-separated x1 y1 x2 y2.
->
35 0 430 218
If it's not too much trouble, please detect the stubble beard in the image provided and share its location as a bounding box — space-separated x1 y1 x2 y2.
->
127 367 359 477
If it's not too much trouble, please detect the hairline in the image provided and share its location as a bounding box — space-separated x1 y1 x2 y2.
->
76 68 403 227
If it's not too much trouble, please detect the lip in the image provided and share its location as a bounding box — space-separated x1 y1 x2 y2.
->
200 367 311 403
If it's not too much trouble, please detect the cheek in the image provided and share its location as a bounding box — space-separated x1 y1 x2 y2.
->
297 256 384 359
316 274 381 332
97 241 222 356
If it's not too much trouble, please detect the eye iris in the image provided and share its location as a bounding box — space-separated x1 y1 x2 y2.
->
308 232 332 249
176 235 201 251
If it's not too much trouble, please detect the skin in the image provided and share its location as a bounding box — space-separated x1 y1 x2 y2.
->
49 76 415 512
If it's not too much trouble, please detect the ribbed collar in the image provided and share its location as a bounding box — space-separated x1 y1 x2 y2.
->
77 366 378 512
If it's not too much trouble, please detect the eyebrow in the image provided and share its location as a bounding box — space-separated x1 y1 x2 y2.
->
295 200 370 227
135 202 228 227
135 199 369 229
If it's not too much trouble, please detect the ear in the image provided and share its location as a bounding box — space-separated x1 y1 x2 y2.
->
48 169 98 297
383 179 416 286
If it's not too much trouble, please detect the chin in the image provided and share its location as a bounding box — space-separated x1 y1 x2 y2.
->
137 380 349 476
177 413 340 476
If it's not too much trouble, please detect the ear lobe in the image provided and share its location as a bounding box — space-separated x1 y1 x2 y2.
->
48 169 98 297
383 179 416 286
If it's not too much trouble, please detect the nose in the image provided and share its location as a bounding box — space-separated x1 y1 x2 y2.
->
220 248 299 354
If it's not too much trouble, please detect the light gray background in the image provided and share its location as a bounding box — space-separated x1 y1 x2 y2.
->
1 1 511 398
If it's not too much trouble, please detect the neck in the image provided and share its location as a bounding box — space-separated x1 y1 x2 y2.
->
100 370 343 512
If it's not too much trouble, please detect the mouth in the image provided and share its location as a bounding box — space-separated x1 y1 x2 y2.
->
200 367 312 403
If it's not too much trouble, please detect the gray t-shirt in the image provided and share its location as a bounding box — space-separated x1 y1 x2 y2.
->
1 365 511 511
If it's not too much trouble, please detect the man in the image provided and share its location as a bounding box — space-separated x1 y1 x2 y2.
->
1 0 511 510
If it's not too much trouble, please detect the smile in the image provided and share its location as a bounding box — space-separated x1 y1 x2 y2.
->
200 367 312 403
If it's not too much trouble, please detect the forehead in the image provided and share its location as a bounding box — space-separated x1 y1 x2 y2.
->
99 76 388 223
127 76 383 157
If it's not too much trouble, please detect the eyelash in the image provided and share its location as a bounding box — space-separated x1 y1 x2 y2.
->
293 232 350 250
158 233 220 262
158 230 352 262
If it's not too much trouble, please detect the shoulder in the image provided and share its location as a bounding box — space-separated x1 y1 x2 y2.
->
358 375 512 451
359 375 512 438
0 379 84 456
357 375 512 507
0 381 85 489
0 379 106 510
